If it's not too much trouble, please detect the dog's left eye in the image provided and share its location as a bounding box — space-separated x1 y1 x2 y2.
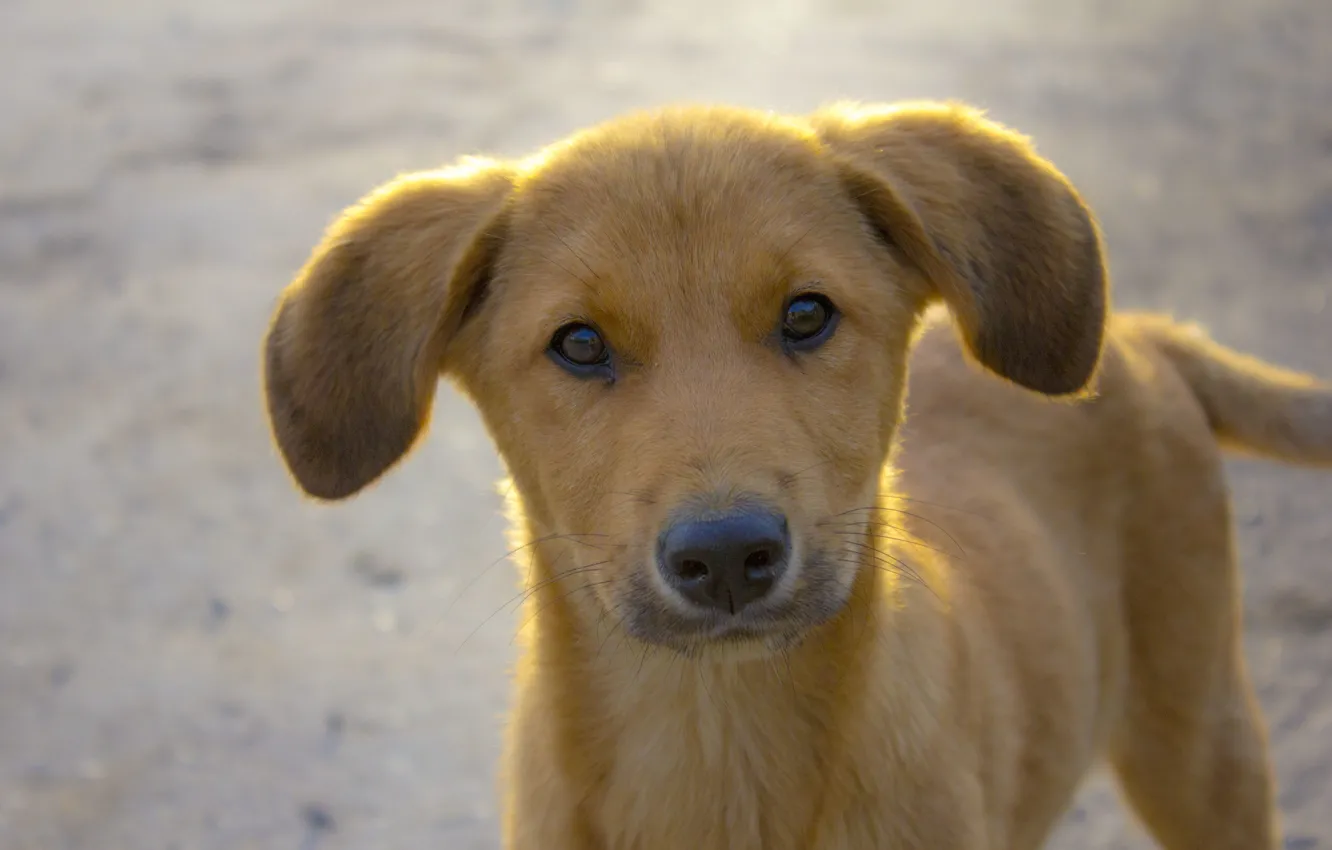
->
549 322 613 379
781 294 838 350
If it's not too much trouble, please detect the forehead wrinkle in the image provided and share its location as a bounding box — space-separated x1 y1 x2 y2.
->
509 115 844 359
524 112 832 242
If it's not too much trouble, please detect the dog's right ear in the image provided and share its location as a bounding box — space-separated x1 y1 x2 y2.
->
813 101 1107 396
263 159 512 501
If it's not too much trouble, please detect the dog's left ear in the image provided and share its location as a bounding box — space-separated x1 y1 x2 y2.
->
263 159 513 501
813 101 1107 395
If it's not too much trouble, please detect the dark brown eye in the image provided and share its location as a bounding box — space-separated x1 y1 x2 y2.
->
781 294 837 349
550 323 610 373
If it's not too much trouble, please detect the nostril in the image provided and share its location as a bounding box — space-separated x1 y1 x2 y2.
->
743 549 773 580
678 559 709 582
744 550 771 569
659 508 790 613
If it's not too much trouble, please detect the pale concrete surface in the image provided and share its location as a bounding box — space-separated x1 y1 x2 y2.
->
1 0 1330 847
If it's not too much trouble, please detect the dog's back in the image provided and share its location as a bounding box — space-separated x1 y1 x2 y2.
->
893 309 1331 848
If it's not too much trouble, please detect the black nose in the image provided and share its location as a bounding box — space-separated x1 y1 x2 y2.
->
658 509 789 614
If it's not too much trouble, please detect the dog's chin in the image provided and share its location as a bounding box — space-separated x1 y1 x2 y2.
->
630 621 808 662
607 561 854 661
617 604 830 662
689 633 800 663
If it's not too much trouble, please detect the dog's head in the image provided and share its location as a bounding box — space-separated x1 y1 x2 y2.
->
263 102 1106 656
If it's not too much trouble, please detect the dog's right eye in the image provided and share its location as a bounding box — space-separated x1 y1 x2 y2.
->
781 293 839 352
549 322 613 378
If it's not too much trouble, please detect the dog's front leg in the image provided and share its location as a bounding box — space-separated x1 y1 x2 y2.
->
806 775 988 850
501 769 601 850
502 805 598 850
500 699 602 850
809 816 987 850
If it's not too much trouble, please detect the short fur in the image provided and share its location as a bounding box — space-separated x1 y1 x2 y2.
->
262 101 1332 849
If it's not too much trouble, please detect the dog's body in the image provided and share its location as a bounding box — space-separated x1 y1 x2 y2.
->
262 102 1332 849
503 311 1327 850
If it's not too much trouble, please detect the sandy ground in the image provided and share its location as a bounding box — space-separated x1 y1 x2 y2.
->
2 0 1330 847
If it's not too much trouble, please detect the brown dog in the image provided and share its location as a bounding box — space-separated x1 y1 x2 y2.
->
262 101 1332 849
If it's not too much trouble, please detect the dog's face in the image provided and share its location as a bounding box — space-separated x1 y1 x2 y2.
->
263 103 1107 656
450 121 924 651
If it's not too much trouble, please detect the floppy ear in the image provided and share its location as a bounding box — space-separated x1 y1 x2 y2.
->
813 101 1108 395
263 159 512 500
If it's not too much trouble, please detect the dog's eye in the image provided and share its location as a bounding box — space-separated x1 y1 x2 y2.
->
549 322 611 375
781 294 838 350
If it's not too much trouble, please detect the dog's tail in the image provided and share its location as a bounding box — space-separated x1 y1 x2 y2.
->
1134 315 1332 467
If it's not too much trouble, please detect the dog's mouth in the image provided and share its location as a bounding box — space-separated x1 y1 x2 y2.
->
624 611 809 658
614 549 852 657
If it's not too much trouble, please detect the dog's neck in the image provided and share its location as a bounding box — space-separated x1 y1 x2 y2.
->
506 480 956 826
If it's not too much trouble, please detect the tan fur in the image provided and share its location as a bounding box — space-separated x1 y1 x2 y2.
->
262 101 1332 849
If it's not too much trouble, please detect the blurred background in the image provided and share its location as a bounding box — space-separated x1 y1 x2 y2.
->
2 0 1330 847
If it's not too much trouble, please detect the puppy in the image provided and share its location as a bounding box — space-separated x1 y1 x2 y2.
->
262 101 1332 849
